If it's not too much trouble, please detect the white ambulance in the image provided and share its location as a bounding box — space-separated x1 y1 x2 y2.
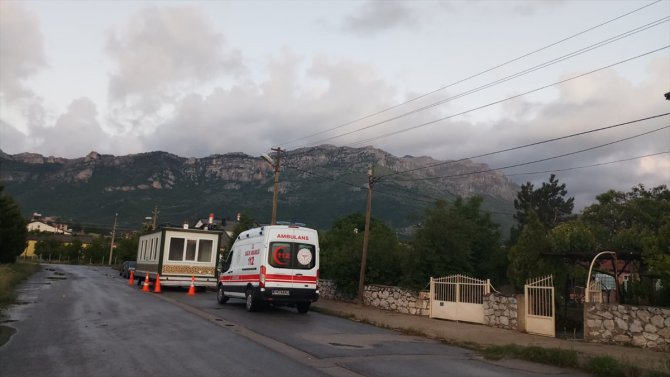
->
217 225 319 313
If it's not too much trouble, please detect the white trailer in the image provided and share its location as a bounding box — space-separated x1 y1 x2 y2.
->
134 227 223 289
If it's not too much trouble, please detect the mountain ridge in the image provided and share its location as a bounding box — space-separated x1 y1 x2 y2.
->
0 145 519 233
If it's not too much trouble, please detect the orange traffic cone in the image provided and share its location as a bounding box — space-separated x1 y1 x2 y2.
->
142 272 150 292
187 275 196 296
154 273 162 293
128 270 134 286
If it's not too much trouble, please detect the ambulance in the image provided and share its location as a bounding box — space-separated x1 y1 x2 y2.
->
217 225 319 313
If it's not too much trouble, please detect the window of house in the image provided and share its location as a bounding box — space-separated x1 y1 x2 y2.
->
185 239 197 260
198 240 213 262
168 238 185 260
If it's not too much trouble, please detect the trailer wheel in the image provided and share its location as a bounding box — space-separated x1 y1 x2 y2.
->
217 285 228 304
245 289 257 312
296 302 310 314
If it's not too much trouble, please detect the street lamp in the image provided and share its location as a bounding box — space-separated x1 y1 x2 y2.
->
585 251 617 303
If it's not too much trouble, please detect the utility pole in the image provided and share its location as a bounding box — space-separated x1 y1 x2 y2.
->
262 147 282 225
108 213 118 265
357 166 377 305
151 205 159 231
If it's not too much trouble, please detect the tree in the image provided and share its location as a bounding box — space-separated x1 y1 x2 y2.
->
581 184 670 305
227 213 255 251
115 233 139 262
507 211 551 291
511 174 574 243
320 213 402 296
547 220 597 256
407 197 503 287
83 235 108 264
0 185 28 263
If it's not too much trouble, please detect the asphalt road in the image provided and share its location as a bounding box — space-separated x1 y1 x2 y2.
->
0 265 590 377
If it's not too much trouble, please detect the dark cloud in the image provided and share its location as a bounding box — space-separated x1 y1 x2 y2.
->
342 1 419 35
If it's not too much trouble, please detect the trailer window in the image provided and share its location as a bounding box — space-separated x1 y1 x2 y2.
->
269 242 316 270
185 239 197 261
198 240 213 262
168 237 185 260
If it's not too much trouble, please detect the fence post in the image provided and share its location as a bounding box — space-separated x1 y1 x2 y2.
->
428 276 435 318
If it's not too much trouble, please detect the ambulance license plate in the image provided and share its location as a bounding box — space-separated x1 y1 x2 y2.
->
272 290 290 296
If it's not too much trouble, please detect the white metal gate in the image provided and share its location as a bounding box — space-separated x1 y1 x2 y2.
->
524 275 555 337
430 274 490 324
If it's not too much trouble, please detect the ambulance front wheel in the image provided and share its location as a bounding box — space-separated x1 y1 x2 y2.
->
245 289 258 312
217 285 228 304
296 302 310 314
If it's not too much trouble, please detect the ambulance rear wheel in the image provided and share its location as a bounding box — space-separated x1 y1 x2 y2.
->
296 302 310 314
217 285 228 304
245 289 259 312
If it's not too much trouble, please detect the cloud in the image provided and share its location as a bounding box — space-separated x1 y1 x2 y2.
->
342 1 419 35
106 6 244 123
0 120 31 154
142 51 398 157
0 2 47 102
35 98 113 157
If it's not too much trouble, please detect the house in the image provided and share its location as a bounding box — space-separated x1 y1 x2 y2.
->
27 220 72 235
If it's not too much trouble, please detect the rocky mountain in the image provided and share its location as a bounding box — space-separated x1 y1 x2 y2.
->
0 145 519 234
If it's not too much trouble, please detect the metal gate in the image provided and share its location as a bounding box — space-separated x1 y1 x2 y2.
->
430 274 490 324
524 275 555 337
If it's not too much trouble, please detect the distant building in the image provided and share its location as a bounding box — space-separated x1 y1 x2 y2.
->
192 213 238 248
27 220 72 235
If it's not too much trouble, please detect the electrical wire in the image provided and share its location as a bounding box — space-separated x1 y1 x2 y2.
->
278 0 664 149
298 21 670 149
504 151 670 177
390 125 670 182
346 47 670 148
377 112 670 179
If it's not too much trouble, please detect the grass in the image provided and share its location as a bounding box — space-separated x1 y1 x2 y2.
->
481 345 669 377
0 262 41 308
481 344 579 368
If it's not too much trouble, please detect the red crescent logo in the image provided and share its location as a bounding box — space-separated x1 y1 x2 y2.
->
273 246 288 266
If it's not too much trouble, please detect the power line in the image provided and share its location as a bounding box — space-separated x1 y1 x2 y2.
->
504 151 670 177
278 0 663 149
390 125 670 182
378 112 670 179
300 21 670 148
345 46 670 148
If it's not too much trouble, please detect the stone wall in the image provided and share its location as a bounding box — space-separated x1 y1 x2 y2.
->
319 280 429 315
483 293 518 330
363 284 430 316
318 279 355 302
585 303 670 351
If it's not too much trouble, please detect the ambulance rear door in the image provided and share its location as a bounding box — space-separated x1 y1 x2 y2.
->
266 228 318 291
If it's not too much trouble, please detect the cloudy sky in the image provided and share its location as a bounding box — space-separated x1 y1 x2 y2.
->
1 0 669 210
